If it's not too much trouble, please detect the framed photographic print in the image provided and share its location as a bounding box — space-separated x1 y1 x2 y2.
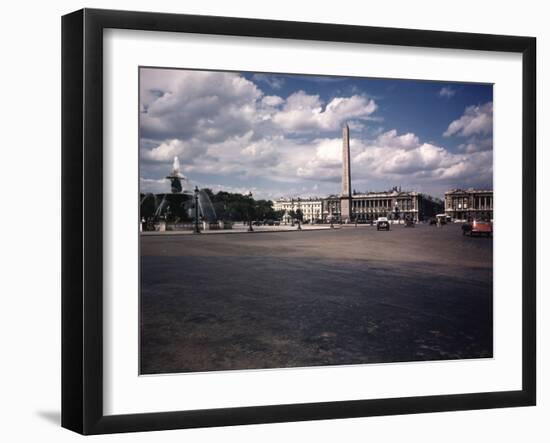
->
61 8 536 435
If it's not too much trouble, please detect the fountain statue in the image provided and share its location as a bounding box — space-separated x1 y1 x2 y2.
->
166 156 186 193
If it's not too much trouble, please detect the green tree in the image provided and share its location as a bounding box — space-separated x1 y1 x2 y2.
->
201 190 280 222
273 209 286 221
254 199 276 220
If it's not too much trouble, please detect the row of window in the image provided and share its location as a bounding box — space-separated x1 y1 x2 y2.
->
351 199 416 210
446 197 493 210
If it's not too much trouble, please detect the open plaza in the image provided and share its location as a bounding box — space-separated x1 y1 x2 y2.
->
140 222 493 374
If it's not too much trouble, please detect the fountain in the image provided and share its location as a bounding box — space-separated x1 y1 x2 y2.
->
140 156 222 232
166 156 185 193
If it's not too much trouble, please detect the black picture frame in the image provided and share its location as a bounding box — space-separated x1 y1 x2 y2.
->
62 8 536 435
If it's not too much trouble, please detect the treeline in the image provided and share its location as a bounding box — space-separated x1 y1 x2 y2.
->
202 189 285 221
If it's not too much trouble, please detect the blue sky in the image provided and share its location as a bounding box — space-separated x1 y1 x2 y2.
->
140 68 493 200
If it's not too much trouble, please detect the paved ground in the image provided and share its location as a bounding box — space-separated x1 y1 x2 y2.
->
140 223 493 374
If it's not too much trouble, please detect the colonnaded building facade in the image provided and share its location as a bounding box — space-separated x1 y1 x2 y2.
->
273 198 323 223
347 189 443 222
444 189 494 221
273 124 444 223
272 195 342 223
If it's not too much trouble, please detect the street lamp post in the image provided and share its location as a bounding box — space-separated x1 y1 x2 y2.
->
193 186 201 234
394 201 399 224
247 191 254 232
297 200 301 230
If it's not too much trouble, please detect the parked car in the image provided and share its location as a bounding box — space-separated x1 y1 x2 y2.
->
376 217 390 231
429 218 437 225
404 219 415 227
463 220 493 237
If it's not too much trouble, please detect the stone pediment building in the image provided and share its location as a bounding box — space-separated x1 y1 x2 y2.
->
444 189 493 222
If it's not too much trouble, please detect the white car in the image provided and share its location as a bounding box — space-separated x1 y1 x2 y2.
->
376 217 390 231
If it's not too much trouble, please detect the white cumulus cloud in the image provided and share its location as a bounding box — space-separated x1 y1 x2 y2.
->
140 69 263 142
273 91 377 133
444 102 493 137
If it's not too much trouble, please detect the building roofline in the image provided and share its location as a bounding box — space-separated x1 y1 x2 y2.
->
445 188 494 195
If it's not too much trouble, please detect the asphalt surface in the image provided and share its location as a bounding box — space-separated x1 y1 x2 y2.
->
140 223 493 374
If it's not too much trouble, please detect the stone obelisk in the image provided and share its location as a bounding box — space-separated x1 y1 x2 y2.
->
341 123 352 223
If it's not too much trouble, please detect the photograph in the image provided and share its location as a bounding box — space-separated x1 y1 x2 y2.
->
139 67 494 375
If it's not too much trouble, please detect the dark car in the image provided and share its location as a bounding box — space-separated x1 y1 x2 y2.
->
376 217 390 231
404 219 415 227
